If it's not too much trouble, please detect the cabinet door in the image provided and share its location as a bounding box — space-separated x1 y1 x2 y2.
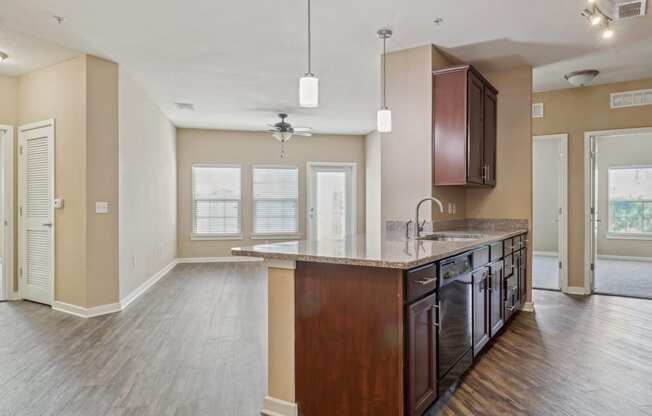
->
483 88 497 186
489 261 505 337
467 72 485 185
407 293 438 416
473 268 490 356
518 249 527 303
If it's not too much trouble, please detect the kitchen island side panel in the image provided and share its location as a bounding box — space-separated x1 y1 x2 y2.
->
295 262 405 416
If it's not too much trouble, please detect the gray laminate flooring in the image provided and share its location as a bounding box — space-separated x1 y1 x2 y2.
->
0 262 267 416
595 258 652 299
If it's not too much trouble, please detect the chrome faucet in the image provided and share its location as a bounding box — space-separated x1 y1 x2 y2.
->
415 197 445 238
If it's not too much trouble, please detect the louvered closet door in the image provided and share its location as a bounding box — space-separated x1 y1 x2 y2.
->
20 122 54 305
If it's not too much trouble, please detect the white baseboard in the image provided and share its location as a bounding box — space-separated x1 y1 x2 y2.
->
120 259 178 310
7 291 20 301
177 256 263 264
521 301 535 312
533 251 558 257
53 301 122 318
597 254 652 263
261 396 298 416
565 286 589 295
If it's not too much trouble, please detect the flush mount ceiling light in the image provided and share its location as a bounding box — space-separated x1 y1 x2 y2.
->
564 69 600 87
377 28 393 133
299 0 318 108
0 52 7 63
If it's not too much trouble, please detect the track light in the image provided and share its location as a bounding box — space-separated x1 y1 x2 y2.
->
602 26 614 38
581 3 614 39
591 14 603 25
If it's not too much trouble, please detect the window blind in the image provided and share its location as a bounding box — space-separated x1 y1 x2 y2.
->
192 165 241 235
253 167 299 235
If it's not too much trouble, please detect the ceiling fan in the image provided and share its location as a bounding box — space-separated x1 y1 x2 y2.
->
266 113 312 158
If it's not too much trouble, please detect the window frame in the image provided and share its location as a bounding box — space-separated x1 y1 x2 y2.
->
191 163 244 241
606 164 652 240
251 164 301 240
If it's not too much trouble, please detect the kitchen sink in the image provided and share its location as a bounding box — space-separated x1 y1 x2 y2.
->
417 233 486 242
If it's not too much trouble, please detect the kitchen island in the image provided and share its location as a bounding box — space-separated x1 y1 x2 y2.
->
233 222 529 416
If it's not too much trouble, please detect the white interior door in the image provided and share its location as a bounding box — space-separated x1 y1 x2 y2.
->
307 162 357 240
19 121 54 305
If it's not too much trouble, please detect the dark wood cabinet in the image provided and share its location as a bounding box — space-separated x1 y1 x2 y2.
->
433 64 498 187
516 249 527 304
488 261 505 337
472 268 490 356
407 293 438 416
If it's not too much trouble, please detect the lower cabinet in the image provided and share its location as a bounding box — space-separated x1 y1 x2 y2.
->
518 249 527 303
488 260 505 336
472 268 490 356
407 293 438 416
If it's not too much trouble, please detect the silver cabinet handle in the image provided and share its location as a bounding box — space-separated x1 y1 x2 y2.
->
506 305 516 312
417 277 437 286
432 301 441 334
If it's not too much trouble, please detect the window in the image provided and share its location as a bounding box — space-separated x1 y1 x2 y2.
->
192 165 242 238
608 166 652 236
253 166 299 236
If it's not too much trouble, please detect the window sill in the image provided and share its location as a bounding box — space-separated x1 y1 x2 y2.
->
191 234 244 241
250 234 302 241
606 233 652 241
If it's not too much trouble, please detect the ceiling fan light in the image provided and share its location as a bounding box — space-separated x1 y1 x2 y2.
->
299 75 319 108
273 131 293 142
602 27 614 38
0 51 7 63
377 109 392 133
591 14 603 25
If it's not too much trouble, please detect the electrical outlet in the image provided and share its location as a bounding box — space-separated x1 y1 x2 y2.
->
448 203 454 214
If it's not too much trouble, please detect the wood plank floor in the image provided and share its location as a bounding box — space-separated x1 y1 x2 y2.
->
2 264 652 416
0 263 267 416
433 290 652 416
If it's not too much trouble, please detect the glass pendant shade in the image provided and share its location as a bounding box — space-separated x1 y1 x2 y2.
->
299 75 319 108
273 131 293 142
377 109 392 133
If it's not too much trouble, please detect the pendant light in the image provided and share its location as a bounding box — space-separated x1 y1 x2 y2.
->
299 0 319 107
377 29 392 133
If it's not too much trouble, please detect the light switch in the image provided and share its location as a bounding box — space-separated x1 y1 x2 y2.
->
53 198 64 209
95 202 109 214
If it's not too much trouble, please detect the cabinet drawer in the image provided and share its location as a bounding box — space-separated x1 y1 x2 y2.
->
407 263 437 302
472 246 490 269
489 242 503 262
513 235 525 252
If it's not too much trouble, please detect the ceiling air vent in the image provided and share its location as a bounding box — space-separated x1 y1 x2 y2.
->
532 103 544 118
615 0 647 19
610 88 652 108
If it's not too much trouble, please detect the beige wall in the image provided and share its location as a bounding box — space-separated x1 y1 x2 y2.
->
0 75 18 125
18 56 88 306
533 77 652 287
365 131 381 242
465 66 534 302
177 129 366 258
596 133 652 258
18 55 121 308
118 68 177 300
85 56 119 307
532 138 560 253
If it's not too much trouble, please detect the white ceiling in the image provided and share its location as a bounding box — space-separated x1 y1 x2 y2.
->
1 0 652 134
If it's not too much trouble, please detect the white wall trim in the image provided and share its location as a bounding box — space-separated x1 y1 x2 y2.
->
566 286 590 296
177 256 263 264
0 125 14 302
597 254 652 263
521 302 535 312
120 259 178 310
261 396 298 416
533 251 558 257
52 301 122 318
533 133 569 293
584 126 652 296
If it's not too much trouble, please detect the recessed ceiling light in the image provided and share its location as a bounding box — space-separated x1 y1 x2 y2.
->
174 102 195 110
433 18 444 25
0 52 7 63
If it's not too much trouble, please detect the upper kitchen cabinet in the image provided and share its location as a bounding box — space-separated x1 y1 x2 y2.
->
432 64 498 187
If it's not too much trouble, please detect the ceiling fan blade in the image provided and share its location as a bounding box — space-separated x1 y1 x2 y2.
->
293 127 312 132
294 132 313 136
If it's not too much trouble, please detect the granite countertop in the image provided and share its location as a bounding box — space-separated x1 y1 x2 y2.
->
232 223 528 270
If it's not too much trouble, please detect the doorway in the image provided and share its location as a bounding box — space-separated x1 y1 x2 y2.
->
532 134 568 292
18 120 55 305
306 162 357 241
0 125 14 301
585 128 652 299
